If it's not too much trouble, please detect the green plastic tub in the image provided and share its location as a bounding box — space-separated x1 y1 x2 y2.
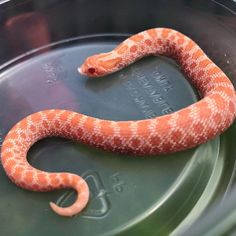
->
0 0 235 235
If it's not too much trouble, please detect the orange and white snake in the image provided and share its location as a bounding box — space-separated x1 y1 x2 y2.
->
1 28 236 217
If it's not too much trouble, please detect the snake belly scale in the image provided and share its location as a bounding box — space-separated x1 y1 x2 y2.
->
1 28 236 216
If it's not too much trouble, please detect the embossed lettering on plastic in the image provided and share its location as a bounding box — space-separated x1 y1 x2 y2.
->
0 128 5 148
120 66 175 116
123 79 157 118
110 173 126 193
42 61 64 84
152 66 174 92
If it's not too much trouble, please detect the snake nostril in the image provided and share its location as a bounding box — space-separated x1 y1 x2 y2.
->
88 67 96 74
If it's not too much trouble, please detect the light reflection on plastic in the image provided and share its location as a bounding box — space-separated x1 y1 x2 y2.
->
0 0 10 4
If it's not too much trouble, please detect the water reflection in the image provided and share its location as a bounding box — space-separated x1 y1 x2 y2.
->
4 11 50 55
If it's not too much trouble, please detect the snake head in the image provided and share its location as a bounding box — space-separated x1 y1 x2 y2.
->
78 53 123 78
78 53 107 78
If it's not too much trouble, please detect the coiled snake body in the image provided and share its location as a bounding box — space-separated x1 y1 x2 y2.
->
1 28 236 216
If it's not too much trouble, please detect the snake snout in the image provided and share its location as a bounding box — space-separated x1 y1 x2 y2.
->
78 66 98 77
78 67 84 74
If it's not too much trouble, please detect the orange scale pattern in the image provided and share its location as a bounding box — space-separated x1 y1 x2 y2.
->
1 28 236 217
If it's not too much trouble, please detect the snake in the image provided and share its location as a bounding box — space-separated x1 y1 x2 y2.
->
1 28 236 217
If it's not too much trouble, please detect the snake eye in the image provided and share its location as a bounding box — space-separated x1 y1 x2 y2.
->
88 67 96 74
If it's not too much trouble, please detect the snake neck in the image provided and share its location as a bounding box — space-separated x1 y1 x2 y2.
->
89 28 185 76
